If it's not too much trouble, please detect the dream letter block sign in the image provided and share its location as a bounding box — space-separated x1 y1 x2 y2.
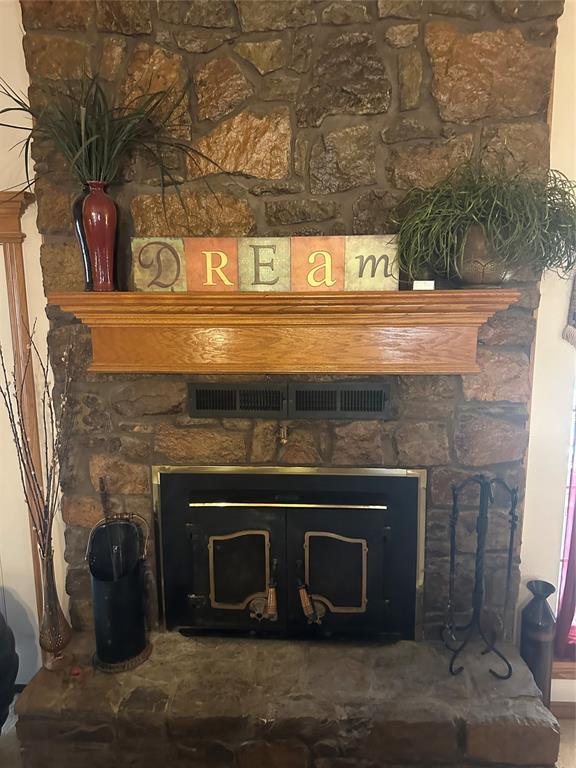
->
131 235 398 292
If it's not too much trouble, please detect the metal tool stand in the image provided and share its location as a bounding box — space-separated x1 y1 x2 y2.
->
441 474 519 679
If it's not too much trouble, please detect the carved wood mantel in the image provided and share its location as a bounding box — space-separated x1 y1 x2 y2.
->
48 290 519 375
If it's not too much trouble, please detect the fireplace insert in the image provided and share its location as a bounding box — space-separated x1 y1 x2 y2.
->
155 467 425 640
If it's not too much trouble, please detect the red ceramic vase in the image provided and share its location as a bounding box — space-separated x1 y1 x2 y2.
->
82 181 117 292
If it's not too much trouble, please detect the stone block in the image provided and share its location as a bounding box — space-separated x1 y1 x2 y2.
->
321 2 370 24
194 57 254 121
454 415 528 466
234 40 286 74
493 1 564 20
40 241 85 293
425 22 555 122
96 0 152 33
259 72 301 101
23 33 90 79
278 426 325 465
378 1 421 18
62 496 103 528
236 1 318 31
251 421 280 463
465 701 560 765
21 0 94 30
462 349 531 403
291 30 315 73
64 525 90 568
99 36 127 81
35 181 75 236
398 48 422 110
190 109 292 180
237 740 310 768
332 421 396 466
89 455 150 494
265 200 340 226
157 0 235 26
352 190 403 235
478 310 536 348
384 24 419 47
365 715 459 762
398 375 458 400
297 32 391 127
131 191 255 238
155 425 247 463
396 421 451 466
310 125 376 194
111 380 186 417
174 29 235 53
388 134 474 189
481 122 549 176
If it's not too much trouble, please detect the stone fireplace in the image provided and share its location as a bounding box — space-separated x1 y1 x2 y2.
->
15 0 564 765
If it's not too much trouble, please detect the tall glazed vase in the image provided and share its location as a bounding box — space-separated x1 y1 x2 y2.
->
82 181 117 292
72 186 93 291
39 552 72 670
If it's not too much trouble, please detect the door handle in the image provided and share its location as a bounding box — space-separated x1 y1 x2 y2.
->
296 559 322 624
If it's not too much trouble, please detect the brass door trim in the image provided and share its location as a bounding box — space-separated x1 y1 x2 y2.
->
208 529 270 610
304 531 368 614
189 502 387 510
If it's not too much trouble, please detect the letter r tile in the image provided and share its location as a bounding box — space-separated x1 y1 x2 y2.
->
185 237 238 291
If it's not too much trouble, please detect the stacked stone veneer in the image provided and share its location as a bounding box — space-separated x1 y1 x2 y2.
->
19 0 562 634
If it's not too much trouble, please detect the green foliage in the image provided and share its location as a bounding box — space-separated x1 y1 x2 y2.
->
0 75 209 194
394 164 576 280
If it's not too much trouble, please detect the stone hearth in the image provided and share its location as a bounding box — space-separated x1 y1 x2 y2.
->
16 634 559 767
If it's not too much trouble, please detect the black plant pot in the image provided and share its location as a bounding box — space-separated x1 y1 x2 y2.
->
0 610 18 733
72 186 93 291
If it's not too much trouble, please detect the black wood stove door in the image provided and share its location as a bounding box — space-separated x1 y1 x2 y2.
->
183 506 287 633
287 507 390 635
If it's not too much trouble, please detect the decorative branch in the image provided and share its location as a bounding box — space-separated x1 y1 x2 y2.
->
0 327 75 559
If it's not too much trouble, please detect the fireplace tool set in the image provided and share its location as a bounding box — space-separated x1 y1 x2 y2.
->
441 474 519 679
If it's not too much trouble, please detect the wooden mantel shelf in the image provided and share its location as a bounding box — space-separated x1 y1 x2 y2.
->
48 290 519 375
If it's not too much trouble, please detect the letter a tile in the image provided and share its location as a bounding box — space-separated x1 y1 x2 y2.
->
291 236 344 291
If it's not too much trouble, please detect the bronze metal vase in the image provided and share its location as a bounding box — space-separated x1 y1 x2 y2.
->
459 224 509 285
38 552 72 669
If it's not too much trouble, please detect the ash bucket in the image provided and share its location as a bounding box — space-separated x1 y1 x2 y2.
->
88 517 150 671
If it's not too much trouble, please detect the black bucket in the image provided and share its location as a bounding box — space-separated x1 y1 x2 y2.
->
88 518 150 671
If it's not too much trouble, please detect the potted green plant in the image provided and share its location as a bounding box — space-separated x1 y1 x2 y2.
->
395 163 576 285
0 76 206 292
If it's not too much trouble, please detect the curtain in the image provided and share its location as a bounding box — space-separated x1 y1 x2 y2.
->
555 460 576 659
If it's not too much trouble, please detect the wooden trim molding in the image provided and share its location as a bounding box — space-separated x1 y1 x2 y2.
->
48 289 519 375
550 700 576 720
0 191 43 620
553 660 576 680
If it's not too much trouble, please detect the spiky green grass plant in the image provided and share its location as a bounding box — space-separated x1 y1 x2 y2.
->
0 75 210 203
395 163 576 280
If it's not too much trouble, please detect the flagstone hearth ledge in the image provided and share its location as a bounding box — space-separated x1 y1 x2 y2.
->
48 289 519 375
15 634 559 768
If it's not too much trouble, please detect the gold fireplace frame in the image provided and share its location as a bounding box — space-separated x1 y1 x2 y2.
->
152 466 427 638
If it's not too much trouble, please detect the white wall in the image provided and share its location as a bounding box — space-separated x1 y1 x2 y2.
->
0 0 52 683
522 0 576 704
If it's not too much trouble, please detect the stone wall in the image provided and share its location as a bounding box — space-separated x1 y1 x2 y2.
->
19 0 563 635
